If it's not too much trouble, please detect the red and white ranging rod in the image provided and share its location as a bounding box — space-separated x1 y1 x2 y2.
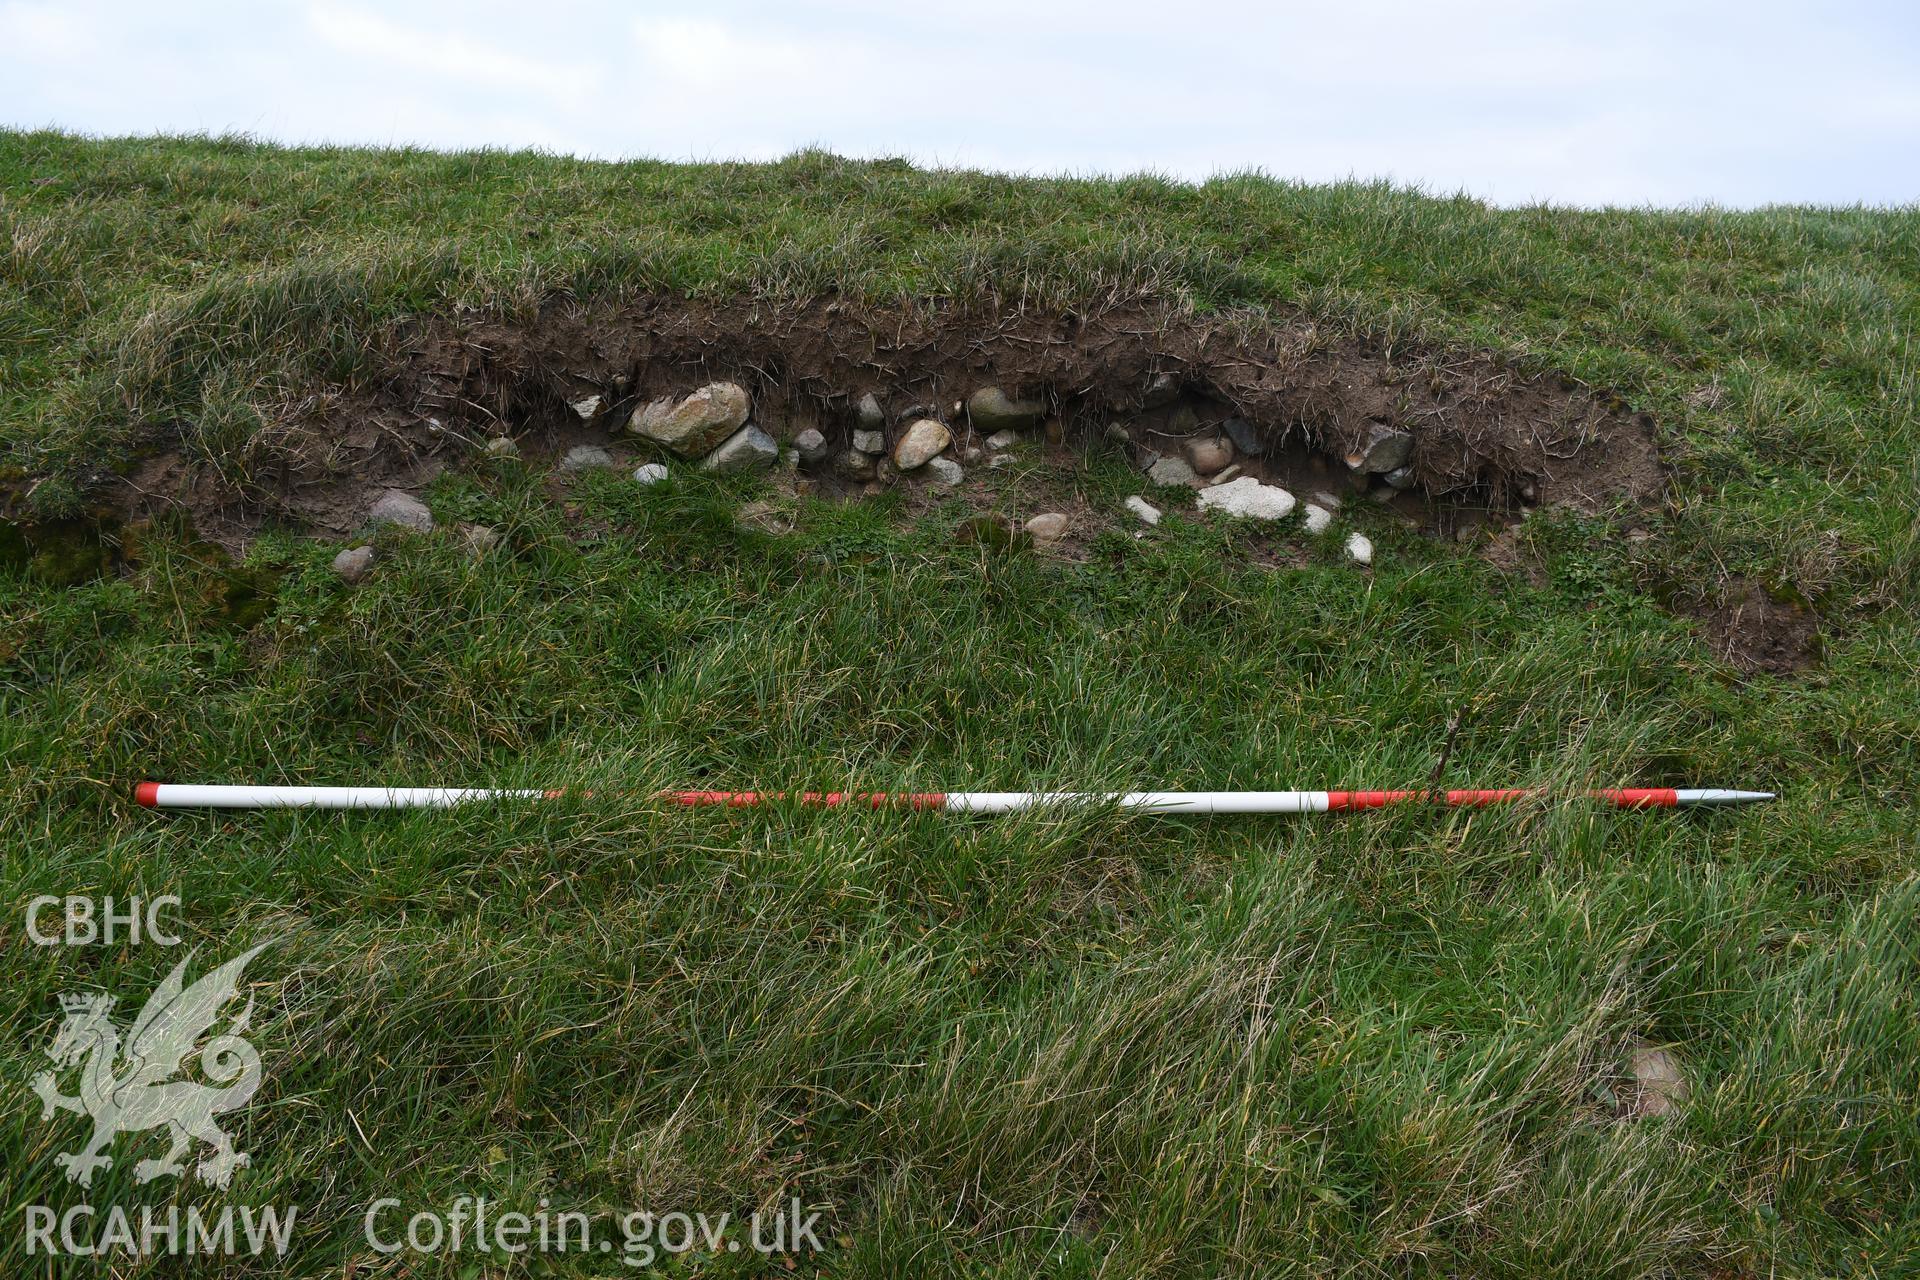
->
134 783 1773 812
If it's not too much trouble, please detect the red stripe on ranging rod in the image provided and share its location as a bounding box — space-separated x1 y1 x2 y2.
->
132 783 1772 811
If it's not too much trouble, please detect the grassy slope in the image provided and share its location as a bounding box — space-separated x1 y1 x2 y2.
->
1 131 1917 1276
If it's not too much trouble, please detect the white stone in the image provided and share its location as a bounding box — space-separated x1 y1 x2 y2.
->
1125 496 1162 526
1345 531 1374 565
892 418 953 469
568 394 603 420
984 429 1023 450
1025 512 1069 541
1208 464 1242 487
1196 476 1296 521
852 428 886 455
632 462 669 486
628 382 751 457
1303 503 1335 534
368 490 434 532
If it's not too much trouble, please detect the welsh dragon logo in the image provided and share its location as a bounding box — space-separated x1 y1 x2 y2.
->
32 942 270 1189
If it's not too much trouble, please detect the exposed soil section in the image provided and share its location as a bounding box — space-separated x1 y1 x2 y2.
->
99 295 1665 544
1681 576 1823 674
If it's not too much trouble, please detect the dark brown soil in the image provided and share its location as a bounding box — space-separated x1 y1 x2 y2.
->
1683 576 1823 674
100 295 1667 544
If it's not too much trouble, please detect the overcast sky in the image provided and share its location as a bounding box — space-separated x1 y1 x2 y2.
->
3 0 1917 207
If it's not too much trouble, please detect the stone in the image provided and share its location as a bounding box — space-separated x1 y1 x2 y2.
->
559 445 614 472
1025 512 1069 541
1125 496 1162 526
735 500 792 534
1345 424 1414 474
837 449 877 481
484 435 520 459
1104 422 1132 444
1208 465 1243 487
987 453 1015 470
632 462 670 486
793 427 832 465
1345 531 1375 565
1303 503 1335 534
568 394 603 421
1142 372 1180 408
925 456 965 486
967 386 1045 432
1312 491 1343 510
852 428 886 455
628 382 751 457
702 424 779 474
1147 456 1202 488
1197 477 1297 521
855 392 886 430
985 429 1023 450
893 418 953 470
368 490 434 533
458 523 498 557
1183 436 1234 475
1221 418 1263 456
1382 465 1417 491
331 545 374 582
1627 1043 1688 1119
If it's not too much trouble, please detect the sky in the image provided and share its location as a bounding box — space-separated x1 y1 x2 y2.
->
2 0 1917 207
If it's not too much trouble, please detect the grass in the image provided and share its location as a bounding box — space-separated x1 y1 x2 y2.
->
1 132 1917 1276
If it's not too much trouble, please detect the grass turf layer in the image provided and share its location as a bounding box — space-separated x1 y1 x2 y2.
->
1 133 1917 1276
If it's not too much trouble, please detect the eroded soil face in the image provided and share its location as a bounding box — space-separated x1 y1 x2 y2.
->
109 296 1666 542
37 296 1821 671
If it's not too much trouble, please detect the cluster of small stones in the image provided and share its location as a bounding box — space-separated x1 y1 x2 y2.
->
335 488 499 582
334 376 1407 580
1121 394 1405 566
